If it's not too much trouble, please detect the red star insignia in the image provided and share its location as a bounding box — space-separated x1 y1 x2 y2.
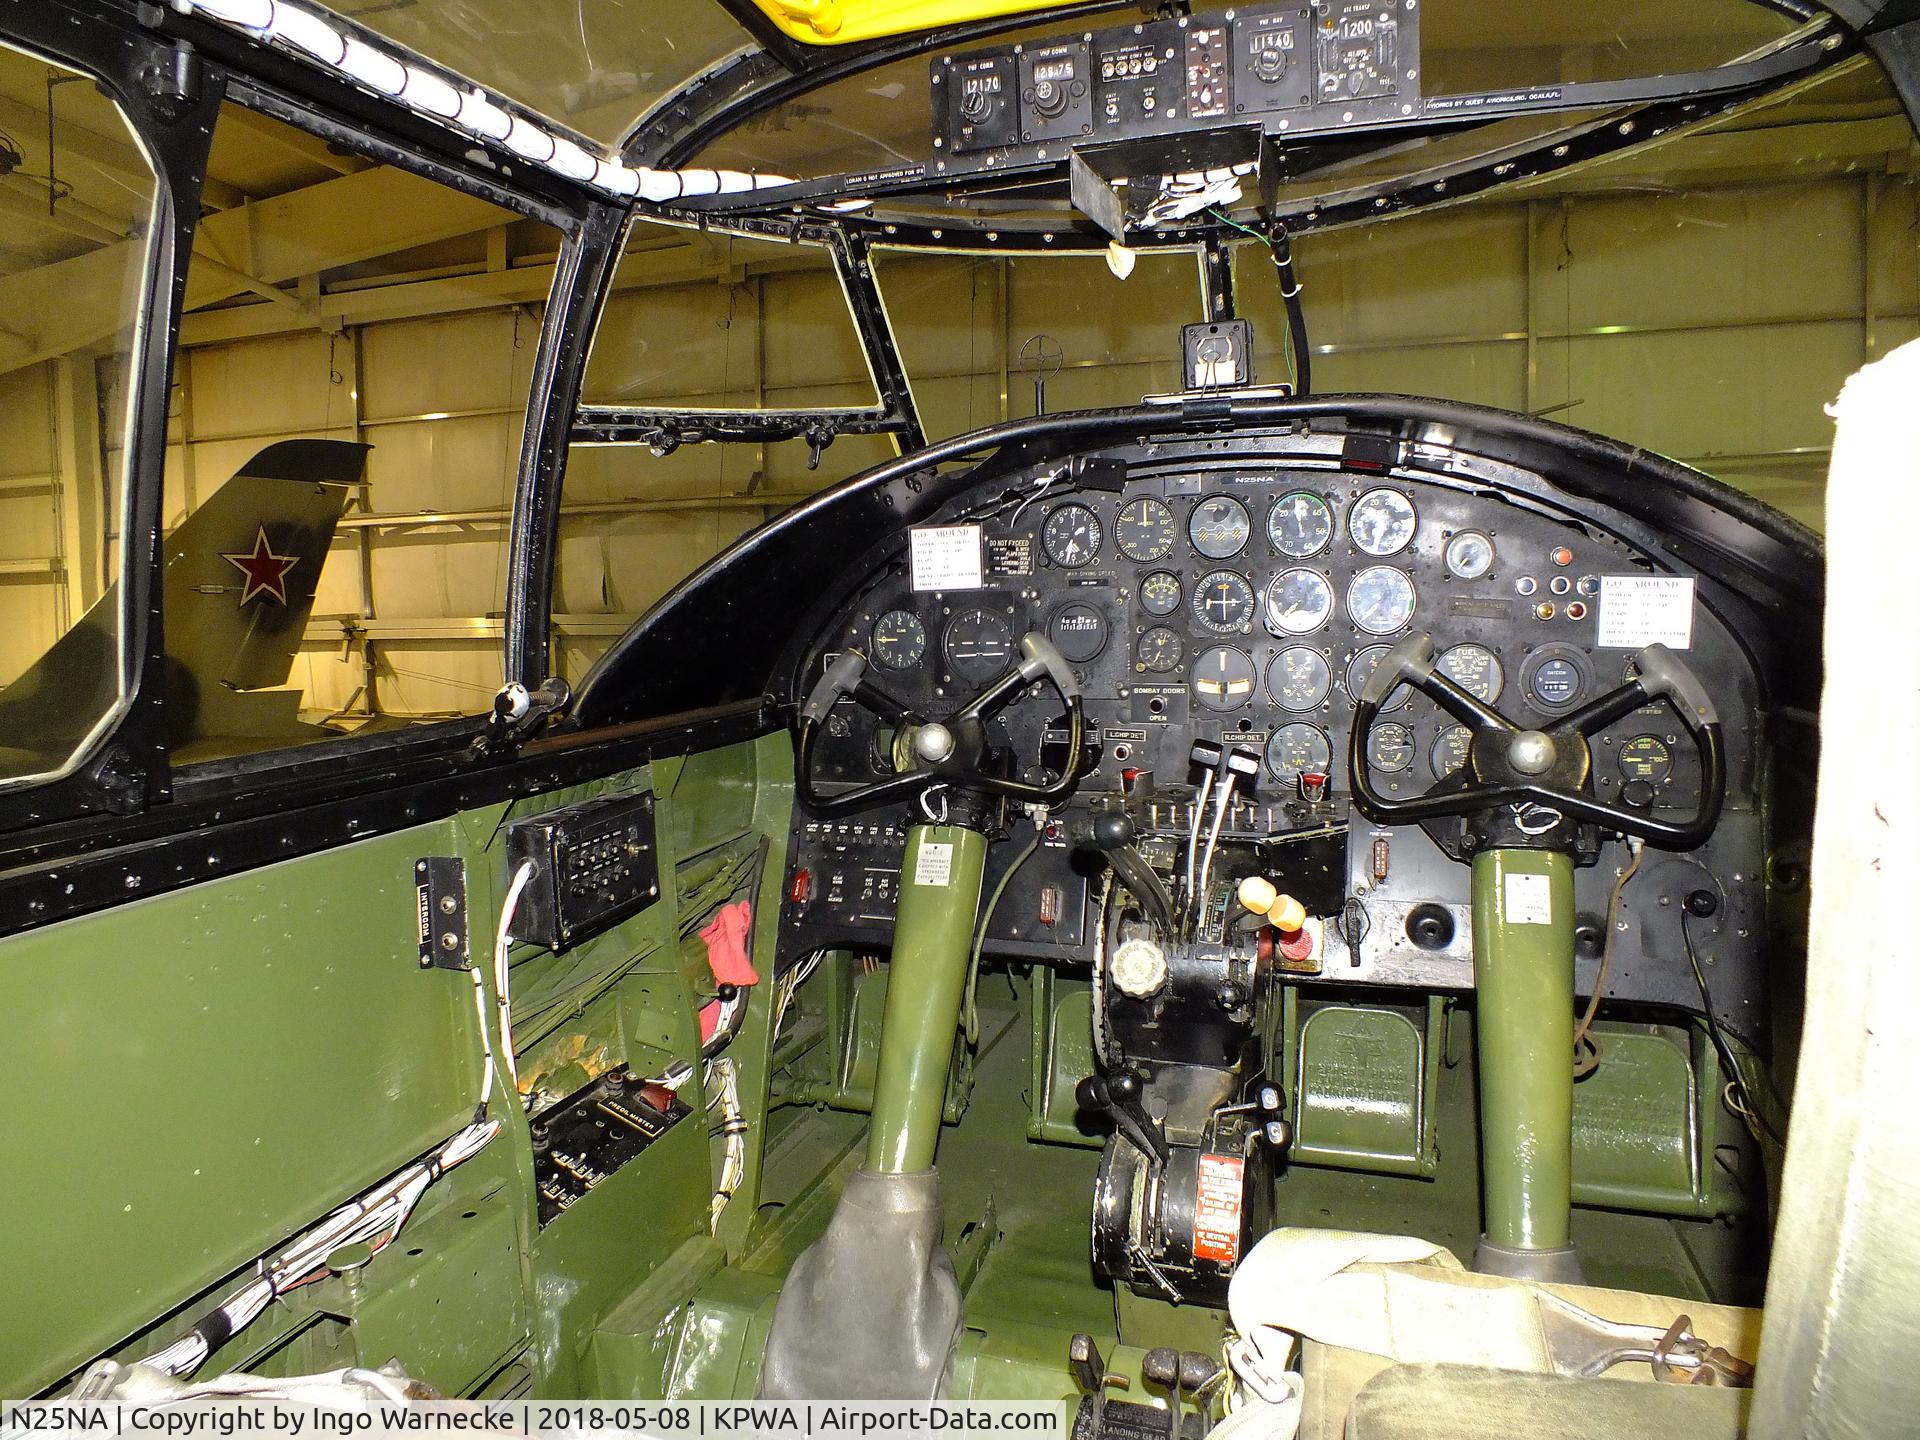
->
221 525 300 607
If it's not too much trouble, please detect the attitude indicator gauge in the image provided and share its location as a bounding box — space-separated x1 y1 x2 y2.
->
944 608 1015 681
1042 503 1102 567
1191 646 1258 712
870 609 927 670
1188 496 1252 559
1192 570 1256 633
1115 497 1176 561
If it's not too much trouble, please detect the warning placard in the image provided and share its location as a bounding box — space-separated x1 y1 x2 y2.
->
1192 1152 1246 1265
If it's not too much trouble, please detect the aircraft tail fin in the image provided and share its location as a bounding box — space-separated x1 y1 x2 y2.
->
0 440 366 776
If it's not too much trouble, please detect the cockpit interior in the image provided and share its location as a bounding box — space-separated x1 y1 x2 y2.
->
0 2 1912 1436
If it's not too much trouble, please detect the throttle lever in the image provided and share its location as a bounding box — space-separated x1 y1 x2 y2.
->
1077 1071 1169 1169
1074 810 1177 935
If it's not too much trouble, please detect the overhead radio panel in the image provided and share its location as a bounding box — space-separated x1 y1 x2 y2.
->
932 2 1420 168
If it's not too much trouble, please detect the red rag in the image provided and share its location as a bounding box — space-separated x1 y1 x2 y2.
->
701 898 758 987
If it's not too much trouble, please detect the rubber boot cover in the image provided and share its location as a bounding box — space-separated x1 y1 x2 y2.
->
758 1167 962 1399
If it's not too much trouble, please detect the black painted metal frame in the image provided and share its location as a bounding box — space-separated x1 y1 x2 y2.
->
571 228 925 456
0 0 220 831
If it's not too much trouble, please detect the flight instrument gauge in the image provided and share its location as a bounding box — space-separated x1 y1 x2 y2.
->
1431 724 1474 779
1188 495 1252 558
1267 723 1333 784
1115 497 1176 561
1619 735 1674 783
1191 646 1258 711
1347 566 1417 635
1048 601 1108 663
1349 488 1417 555
1136 627 1184 674
1192 570 1256 633
1139 570 1182 616
1436 642 1504 703
1264 568 1334 635
944 607 1015 681
1347 644 1412 712
1042 503 1102 567
1444 529 1496 580
1268 646 1331 710
1367 722 1414 772
870 609 927 670
1267 491 1334 558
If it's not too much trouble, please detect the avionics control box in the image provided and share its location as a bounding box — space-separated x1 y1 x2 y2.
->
506 790 660 951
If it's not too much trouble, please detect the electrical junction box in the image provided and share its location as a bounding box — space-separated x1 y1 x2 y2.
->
505 790 661 951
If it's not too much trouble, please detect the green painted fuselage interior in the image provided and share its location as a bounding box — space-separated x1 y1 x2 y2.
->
0 729 1766 1401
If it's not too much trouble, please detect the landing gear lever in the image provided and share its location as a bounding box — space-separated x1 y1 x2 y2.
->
1076 1070 1169 1170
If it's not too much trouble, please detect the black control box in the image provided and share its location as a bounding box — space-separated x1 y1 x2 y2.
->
933 1 1418 175
532 1066 688 1227
506 790 660 952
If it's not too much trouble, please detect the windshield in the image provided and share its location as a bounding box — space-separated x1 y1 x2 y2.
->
328 0 754 146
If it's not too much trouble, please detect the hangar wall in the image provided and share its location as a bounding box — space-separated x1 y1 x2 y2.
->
2 144 1911 725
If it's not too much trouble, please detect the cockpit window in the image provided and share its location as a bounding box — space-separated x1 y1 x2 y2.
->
327 0 754 147
160 101 562 767
0 45 158 789
581 220 879 411
874 247 1208 436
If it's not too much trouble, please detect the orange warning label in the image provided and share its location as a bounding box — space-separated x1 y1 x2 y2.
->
1192 1152 1245 1265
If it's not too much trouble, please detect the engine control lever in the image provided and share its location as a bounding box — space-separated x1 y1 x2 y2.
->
1077 1071 1170 1170
1074 810 1177 934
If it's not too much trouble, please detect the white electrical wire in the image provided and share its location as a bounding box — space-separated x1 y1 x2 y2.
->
492 861 536 1091
1195 773 1238 931
466 958 496 1113
706 1058 746 1234
140 1118 501 1379
171 0 795 202
1184 770 1214 919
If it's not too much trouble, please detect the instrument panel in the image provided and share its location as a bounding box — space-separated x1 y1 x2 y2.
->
818 468 1730 814
784 450 1771 1041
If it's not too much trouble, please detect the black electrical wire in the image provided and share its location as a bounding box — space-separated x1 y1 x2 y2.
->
1682 907 1784 1146
1267 221 1312 397
1207 207 1311 394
